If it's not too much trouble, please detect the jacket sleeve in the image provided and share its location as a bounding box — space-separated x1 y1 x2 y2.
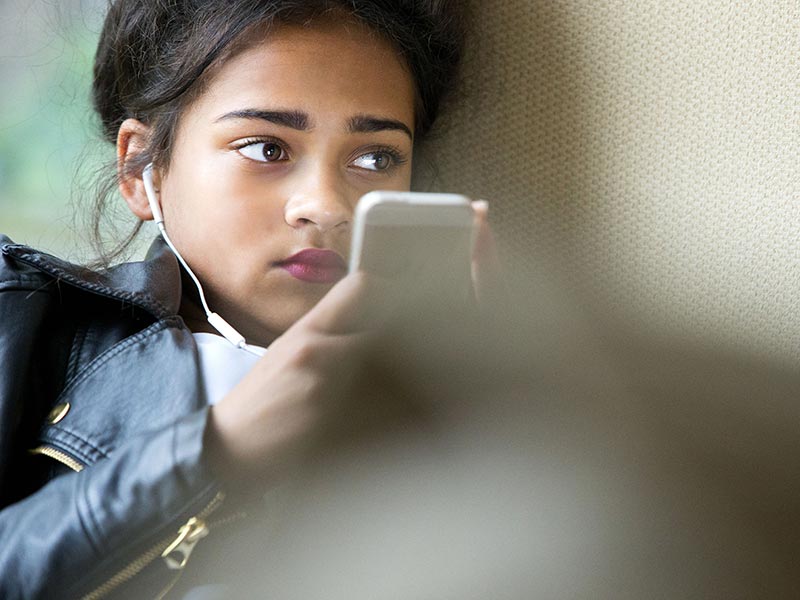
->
0 407 223 599
0 240 224 598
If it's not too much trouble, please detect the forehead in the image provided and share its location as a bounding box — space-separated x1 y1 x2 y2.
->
184 20 416 127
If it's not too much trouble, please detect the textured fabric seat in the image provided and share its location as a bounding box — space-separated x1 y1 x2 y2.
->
418 0 798 367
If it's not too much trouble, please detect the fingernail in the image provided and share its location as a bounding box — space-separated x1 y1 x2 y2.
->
472 199 489 214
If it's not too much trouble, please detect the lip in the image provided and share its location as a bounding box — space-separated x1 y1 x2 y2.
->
276 248 348 284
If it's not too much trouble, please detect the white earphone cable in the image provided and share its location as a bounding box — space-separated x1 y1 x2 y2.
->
142 164 264 357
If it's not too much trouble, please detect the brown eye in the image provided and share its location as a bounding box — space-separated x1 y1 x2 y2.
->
262 143 282 161
238 141 288 163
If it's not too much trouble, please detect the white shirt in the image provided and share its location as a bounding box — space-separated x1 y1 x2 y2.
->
193 332 265 405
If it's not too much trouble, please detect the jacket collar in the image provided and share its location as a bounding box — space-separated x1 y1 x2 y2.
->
1 235 182 319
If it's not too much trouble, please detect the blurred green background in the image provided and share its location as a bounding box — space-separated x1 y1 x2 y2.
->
0 0 145 263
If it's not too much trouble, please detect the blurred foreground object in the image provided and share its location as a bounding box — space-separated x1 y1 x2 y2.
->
170 279 800 599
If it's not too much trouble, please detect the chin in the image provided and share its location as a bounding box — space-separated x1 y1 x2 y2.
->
257 302 319 338
247 278 333 327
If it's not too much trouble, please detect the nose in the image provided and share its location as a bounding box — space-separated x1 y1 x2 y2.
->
284 165 352 232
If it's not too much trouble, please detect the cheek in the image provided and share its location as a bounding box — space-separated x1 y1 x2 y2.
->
214 177 289 243
381 163 413 192
166 165 288 248
401 161 413 188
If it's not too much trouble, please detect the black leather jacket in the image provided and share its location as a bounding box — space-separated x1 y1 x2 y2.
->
0 235 225 599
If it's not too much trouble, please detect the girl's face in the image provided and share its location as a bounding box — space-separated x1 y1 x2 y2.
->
155 20 415 345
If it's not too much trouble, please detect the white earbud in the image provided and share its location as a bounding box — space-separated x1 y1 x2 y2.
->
140 163 264 356
142 163 164 225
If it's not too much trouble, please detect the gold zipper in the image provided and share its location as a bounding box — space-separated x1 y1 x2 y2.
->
161 516 209 569
152 509 247 600
29 445 84 472
80 491 226 600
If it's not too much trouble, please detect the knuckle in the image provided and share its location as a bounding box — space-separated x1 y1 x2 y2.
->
289 336 321 367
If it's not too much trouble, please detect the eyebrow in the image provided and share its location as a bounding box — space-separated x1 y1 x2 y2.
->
347 115 413 140
214 109 413 140
215 109 309 130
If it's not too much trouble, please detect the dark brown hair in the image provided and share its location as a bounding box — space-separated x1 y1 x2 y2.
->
88 0 465 265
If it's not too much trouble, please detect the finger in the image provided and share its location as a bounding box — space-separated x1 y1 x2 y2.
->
470 199 494 262
315 329 380 371
470 200 506 306
300 270 402 335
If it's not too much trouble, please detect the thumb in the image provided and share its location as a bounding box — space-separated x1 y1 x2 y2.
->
300 270 399 335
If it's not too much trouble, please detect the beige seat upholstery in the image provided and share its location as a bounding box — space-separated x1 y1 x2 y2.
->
417 0 799 367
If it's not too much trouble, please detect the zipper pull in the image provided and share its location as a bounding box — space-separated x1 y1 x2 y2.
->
161 517 209 570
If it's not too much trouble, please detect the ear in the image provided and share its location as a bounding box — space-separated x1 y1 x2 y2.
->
117 118 157 221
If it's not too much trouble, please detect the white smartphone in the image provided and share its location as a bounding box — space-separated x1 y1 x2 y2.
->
348 190 475 296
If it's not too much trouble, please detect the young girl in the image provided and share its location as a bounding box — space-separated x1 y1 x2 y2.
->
0 0 493 597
